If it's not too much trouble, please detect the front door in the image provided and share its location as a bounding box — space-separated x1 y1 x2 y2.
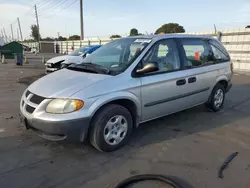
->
139 39 189 121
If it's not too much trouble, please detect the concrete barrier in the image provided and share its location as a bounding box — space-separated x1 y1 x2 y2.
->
21 28 250 71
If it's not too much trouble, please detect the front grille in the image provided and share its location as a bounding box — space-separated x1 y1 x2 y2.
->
26 105 35 114
30 94 45 104
46 63 52 68
22 90 46 114
52 61 63 69
25 90 31 97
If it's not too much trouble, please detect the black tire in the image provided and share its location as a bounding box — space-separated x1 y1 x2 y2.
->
206 83 225 112
114 174 194 188
89 104 133 152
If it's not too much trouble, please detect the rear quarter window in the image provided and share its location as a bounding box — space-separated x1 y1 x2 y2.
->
209 39 230 58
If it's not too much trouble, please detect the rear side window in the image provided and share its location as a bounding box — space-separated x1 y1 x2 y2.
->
181 39 213 68
209 39 229 58
210 44 230 63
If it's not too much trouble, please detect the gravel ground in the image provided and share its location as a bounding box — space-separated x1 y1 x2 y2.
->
0 62 250 188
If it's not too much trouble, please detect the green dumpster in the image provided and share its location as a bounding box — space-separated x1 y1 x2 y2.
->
0 42 23 59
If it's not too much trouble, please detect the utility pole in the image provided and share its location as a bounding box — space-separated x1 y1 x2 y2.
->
3 28 8 42
34 4 41 51
10 24 14 41
17 17 23 41
0 29 3 38
1 30 5 40
214 24 217 34
17 28 19 41
80 0 84 40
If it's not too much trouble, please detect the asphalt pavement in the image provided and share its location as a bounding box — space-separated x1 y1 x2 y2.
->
0 61 250 188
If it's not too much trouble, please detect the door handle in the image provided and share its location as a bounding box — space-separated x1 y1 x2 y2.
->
188 77 197 83
176 79 186 86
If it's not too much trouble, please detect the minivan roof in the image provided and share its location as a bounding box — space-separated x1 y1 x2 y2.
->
127 34 215 40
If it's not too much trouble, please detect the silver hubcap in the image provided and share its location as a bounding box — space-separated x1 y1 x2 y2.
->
103 115 128 145
214 89 224 108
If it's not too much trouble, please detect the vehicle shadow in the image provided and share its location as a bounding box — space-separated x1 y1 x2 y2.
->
128 82 250 149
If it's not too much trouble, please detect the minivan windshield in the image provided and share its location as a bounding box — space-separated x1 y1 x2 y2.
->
76 38 152 74
69 47 89 56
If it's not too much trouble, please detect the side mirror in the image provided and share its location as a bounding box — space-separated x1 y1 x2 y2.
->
136 63 159 74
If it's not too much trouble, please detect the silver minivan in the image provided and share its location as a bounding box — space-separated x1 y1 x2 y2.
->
20 35 232 152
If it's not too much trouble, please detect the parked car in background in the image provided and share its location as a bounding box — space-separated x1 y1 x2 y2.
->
22 44 31 52
20 35 232 152
45 45 102 74
31 47 37 53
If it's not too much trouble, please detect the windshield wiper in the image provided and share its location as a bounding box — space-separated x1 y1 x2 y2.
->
67 63 109 74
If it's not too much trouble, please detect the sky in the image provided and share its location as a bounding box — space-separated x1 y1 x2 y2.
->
0 0 250 40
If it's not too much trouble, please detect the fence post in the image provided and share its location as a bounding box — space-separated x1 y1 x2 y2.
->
60 41 63 54
97 37 101 45
88 38 91 46
217 31 222 41
66 41 68 54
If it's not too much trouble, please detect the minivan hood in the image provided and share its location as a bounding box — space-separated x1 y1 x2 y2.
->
28 69 111 98
47 55 83 65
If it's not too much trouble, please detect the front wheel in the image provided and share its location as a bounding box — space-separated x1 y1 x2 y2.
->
206 83 225 112
89 104 133 152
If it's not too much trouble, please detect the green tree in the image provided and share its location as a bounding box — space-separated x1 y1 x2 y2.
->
58 36 67 41
68 35 80 40
30 24 41 41
110 34 121 39
155 23 185 34
246 25 250 28
24 39 35 42
42 37 54 41
130 28 139 36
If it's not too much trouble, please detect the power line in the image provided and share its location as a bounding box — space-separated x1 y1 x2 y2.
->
37 0 53 5
38 0 69 16
37 0 61 11
41 0 78 19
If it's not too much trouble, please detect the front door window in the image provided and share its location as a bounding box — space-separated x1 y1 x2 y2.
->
141 39 181 73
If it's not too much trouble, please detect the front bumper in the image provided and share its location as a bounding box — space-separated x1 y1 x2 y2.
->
45 63 61 74
226 81 232 93
20 112 90 142
45 67 59 74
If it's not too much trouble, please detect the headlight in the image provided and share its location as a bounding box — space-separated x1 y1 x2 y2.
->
46 99 84 114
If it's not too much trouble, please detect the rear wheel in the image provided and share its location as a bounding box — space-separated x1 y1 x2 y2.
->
206 83 225 112
89 104 133 152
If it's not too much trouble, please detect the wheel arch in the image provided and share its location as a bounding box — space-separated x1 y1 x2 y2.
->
88 92 141 128
215 75 229 90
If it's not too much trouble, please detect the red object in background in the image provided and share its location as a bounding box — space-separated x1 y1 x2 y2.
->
194 51 200 60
